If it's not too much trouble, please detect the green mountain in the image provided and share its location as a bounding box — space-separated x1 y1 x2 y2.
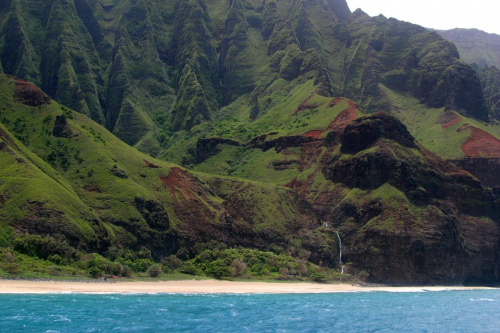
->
1 0 500 284
437 28 500 122
1 74 499 284
437 28 500 69
0 0 494 156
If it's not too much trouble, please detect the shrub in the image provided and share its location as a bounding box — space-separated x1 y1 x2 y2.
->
131 258 154 272
88 267 103 278
181 262 198 275
231 259 247 277
310 272 328 282
122 265 132 278
162 255 182 272
205 260 234 279
147 264 162 278
13 234 75 260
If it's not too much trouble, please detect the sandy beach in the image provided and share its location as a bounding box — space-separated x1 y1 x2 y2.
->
0 279 494 294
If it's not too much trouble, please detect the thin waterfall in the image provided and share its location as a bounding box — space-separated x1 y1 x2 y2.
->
335 231 342 264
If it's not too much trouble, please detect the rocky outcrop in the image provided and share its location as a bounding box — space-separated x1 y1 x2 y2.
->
450 158 500 188
289 112 500 285
249 134 322 152
52 115 72 138
12 77 50 107
195 137 241 164
339 112 416 154
476 65 500 121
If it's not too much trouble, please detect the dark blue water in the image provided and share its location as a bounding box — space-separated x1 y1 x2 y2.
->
1 290 499 332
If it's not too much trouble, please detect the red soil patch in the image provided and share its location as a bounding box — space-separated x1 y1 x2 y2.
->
347 100 361 109
143 159 160 168
441 115 462 129
293 93 316 115
461 127 500 158
160 168 199 203
327 97 344 108
304 130 324 138
11 77 50 107
328 107 358 130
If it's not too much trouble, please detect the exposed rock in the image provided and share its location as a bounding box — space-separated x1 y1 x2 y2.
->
339 112 416 154
250 134 323 152
12 78 50 107
143 160 160 168
476 65 500 121
310 112 500 284
52 115 72 138
110 166 128 179
195 137 241 164
450 158 500 188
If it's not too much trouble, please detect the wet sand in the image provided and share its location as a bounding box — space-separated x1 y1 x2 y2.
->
0 280 494 294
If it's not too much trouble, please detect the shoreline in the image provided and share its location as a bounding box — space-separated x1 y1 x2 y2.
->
0 279 495 294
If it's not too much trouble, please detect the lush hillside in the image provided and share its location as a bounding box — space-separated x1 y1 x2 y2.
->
0 74 333 280
475 65 500 122
1 0 500 284
0 0 494 156
438 28 500 69
1 74 499 284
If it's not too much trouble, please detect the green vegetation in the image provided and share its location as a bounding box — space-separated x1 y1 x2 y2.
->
1 0 500 286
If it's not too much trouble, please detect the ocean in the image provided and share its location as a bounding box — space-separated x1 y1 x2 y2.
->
1 290 499 332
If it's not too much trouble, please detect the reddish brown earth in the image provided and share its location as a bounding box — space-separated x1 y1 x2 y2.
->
328 106 359 130
327 97 344 108
461 127 500 157
441 113 462 129
294 93 317 115
302 100 360 138
303 130 323 138
160 167 219 243
437 110 462 129
143 159 160 168
160 167 200 202
11 76 50 107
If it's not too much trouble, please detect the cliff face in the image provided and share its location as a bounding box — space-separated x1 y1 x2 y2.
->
476 65 500 121
450 158 500 188
320 113 499 284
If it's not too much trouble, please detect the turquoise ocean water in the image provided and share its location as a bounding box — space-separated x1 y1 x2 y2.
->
1 290 499 332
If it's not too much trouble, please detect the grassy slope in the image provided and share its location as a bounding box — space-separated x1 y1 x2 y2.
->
0 74 328 257
381 84 500 159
